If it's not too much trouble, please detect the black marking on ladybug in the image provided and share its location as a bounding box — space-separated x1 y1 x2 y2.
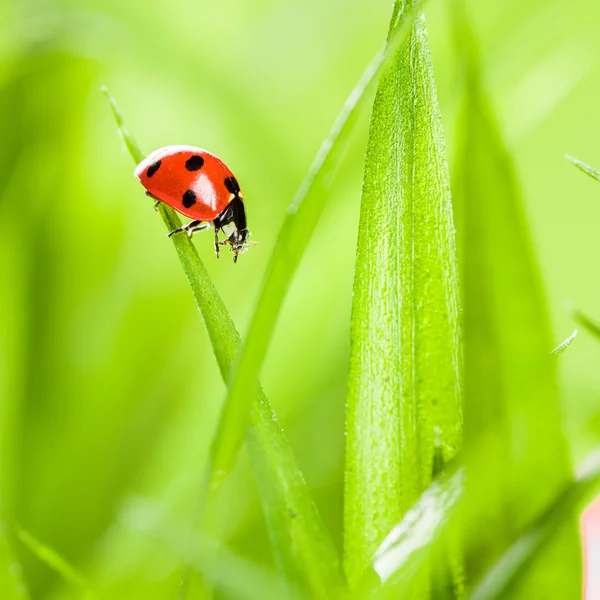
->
185 155 205 171
224 176 240 196
146 159 162 178
182 189 197 208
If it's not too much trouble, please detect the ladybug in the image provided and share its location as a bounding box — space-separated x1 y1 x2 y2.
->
134 145 254 262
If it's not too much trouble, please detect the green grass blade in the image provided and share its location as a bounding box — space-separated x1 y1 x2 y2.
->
17 528 90 596
574 310 600 340
100 86 144 164
453 9 581 596
120 500 305 600
0 517 28 599
208 4 420 488
344 0 462 586
190 538 303 600
245 400 345 598
550 329 578 356
470 454 600 600
104 91 345 598
371 469 463 594
565 154 600 183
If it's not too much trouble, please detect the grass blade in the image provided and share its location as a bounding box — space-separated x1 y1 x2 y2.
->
104 91 346 597
344 0 462 586
574 310 600 340
120 498 305 600
245 404 345 598
208 3 421 489
17 528 90 596
372 469 463 590
565 154 600 183
0 517 28 599
550 329 578 356
470 454 600 600
453 8 581 596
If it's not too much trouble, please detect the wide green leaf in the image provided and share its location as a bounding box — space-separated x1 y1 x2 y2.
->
104 91 345 598
344 0 462 586
453 8 581 596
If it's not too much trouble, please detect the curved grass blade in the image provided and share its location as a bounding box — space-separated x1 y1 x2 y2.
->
347 468 464 600
504 36 597 145
550 329 578 356
17 528 90 597
245 404 345 599
120 498 306 600
208 4 421 489
565 154 600 183
0 517 28 599
104 90 346 598
453 7 581 596
372 469 463 590
470 454 600 600
344 0 462 586
574 310 600 340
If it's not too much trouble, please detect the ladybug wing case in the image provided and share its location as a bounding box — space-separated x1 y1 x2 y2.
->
135 146 230 222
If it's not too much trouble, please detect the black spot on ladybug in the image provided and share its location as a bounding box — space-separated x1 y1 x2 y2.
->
224 176 240 195
146 159 161 178
185 155 205 171
182 189 196 208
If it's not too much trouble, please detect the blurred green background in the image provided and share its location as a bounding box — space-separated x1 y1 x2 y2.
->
1 0 600 597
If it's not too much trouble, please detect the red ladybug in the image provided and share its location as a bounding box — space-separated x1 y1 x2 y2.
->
134 145 254 262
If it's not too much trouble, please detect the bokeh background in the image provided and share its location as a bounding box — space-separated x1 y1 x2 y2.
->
1 0 600 597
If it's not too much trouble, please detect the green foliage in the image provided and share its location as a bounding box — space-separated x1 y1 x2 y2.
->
0 519 28 599
209 3 418 490
566 155 600 183
550 329 578 356
575 311 600 340
567 156 600 344
470 457 600 600
17 529 89 597
104 90 345 598
0 0 597 598
452 7 580 596
344 0 461 586
370 468 464 596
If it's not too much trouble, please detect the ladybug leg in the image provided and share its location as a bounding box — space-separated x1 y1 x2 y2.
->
187 222 210 236
144 191 161 211
167 220 208 238
214 228 221 259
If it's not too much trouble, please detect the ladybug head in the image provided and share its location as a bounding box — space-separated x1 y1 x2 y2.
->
227 228 252 263
219 220 254 263
216 195 257 262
